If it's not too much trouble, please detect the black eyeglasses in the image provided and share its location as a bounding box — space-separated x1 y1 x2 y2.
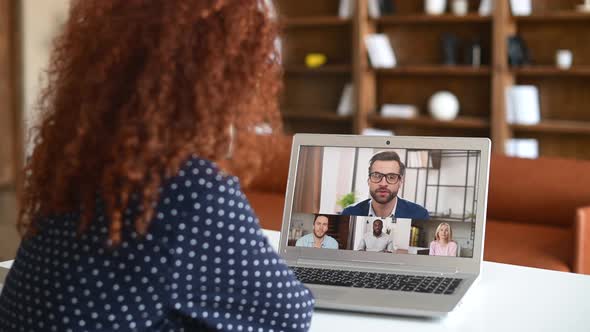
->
369 172 401 184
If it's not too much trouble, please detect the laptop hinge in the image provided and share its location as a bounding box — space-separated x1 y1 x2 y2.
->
294 257 459 276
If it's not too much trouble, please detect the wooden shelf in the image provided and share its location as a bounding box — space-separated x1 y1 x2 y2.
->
284 64 351 74
514 12 590 23
276 0 590 160
282 110 353 122
375 65 491 76
511 120 590 135
512 66 590 77
376 14 491 24
371 115 490 130
281 16 351 27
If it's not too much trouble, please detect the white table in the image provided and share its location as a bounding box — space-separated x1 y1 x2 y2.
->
2 231 590 331
309 262 590 332
263 230 590 332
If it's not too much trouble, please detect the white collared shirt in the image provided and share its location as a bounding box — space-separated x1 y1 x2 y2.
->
368 197 398 218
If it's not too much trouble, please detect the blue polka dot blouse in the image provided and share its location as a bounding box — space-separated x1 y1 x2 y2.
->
0 157 314 331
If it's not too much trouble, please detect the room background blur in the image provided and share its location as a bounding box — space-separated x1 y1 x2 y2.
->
2 0 590 262
0 0 70 260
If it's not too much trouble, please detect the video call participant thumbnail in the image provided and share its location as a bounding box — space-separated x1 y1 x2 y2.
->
342 151 430 220
357 219 393 253
295 215 339 249
429 222 458 256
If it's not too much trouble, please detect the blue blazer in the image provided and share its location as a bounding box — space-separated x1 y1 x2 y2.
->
341 198 430 220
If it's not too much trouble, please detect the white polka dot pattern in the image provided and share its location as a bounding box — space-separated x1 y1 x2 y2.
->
0 157 314 331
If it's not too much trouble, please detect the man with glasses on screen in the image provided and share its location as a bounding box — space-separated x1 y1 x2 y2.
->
342 151 430 220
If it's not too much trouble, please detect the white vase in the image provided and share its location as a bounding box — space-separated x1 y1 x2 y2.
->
428 91 460 121
556 49 573 69
425 0 447 15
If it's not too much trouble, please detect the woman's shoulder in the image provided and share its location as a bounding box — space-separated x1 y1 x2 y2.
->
153 156 250 227
163 156 241 195
178 156 235 182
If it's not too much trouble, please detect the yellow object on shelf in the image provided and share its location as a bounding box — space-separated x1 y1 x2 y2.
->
305 53 327 68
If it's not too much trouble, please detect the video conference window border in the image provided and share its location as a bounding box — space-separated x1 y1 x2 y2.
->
288 146 481 259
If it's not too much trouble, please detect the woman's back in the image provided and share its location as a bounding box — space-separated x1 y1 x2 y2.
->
0 158 314 331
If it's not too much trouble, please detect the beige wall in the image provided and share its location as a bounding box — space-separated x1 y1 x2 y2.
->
0 1 71 260
21 0 70 143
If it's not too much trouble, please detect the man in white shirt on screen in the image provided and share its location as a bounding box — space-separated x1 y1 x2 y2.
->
357 219 394 252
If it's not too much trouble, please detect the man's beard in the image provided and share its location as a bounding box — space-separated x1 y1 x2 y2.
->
314 230 326 239
370 188 396 204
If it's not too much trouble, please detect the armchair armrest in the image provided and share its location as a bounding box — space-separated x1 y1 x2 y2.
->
574 206 590 275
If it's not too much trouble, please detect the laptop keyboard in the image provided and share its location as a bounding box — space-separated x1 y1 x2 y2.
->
292 267 462 295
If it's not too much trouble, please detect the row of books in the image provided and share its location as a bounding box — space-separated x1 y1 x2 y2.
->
506 85 540 125
409 226 423 247
505 138 539 159
505 85 540 158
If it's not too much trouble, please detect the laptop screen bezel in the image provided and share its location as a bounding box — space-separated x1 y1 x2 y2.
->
278 134 491 276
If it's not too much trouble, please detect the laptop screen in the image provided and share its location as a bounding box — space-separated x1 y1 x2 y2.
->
287 145 482 259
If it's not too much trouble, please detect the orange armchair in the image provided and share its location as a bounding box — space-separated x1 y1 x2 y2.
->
485 154 590 274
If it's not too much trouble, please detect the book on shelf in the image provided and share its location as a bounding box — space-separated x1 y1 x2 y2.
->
338 0 354 19
505 85 540 125
337 83 354 116
380 104 418 119
410 226 422 247
364 34 396 69
361 128 394 136
505 138 539 159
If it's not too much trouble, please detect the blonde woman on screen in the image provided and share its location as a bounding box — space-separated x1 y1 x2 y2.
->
429 222 458 257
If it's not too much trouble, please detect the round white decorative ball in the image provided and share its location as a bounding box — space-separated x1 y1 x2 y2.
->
428 91 460 121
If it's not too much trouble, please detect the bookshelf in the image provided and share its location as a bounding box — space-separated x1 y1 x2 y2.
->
278 0 590 160
277 0 355 134
358 0 493 141
501 0 590 159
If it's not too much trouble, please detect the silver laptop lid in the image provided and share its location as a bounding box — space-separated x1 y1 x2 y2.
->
279 134 491 275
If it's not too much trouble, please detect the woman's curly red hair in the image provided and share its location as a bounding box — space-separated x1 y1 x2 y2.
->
18 0 283 245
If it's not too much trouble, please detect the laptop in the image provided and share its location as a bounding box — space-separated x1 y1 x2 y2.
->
278 134 490 317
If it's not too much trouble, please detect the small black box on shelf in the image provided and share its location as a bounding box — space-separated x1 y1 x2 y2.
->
379 0 396 15
507 35 531 67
